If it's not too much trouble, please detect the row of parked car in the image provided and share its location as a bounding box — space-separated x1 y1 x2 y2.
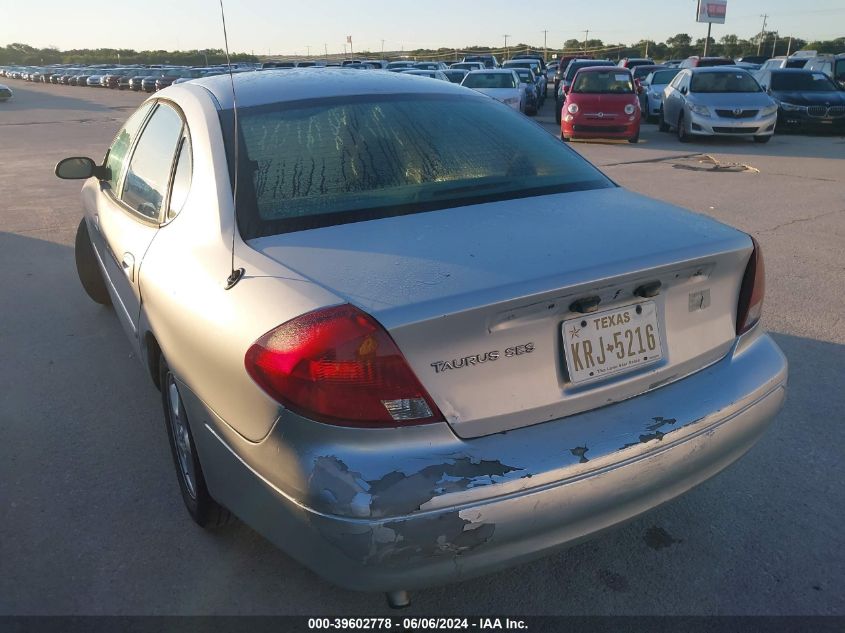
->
0 55 554 117
551 52 845 143
0 63 254 92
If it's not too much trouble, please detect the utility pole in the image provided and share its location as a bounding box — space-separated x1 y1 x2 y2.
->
704 22 712 56
503 34 510 60
757 14 768 55
306 45 311 59
772 33 778 57
786 36 793 57
381 40 385 56
324 43 328 59
542 29 548 60
583 30 590 54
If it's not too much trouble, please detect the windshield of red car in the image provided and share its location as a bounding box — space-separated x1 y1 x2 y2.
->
572 71 634 94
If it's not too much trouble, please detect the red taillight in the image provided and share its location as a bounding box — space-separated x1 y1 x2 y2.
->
244 304 443 427
736 236 765 335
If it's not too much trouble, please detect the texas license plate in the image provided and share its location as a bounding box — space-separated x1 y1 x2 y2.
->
562 301 663 385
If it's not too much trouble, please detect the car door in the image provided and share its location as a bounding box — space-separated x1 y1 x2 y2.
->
92 100 186 347
663 71 684 122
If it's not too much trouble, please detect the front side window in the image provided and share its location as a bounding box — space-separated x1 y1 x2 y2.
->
835 60 845 80
121 103 184 221
104 102 153 193
223 94 611 238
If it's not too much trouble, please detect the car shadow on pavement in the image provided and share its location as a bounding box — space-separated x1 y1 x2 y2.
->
2 230 843 615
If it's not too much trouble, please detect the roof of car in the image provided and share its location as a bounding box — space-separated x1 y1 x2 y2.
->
192 68 467 109
467 68 516 73
577 65 630 73
688 66 752 73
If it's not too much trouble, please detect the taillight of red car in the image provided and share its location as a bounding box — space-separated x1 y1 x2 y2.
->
245 304 443 427
736 236 765 335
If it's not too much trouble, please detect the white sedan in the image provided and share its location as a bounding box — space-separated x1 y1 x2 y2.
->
461 69 524 110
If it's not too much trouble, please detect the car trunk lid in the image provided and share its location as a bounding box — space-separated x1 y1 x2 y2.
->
249 187 752 438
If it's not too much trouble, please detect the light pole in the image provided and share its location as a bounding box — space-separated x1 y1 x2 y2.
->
757 14 769 55
583 29 590 54
503 34 510 60
542 29 548 60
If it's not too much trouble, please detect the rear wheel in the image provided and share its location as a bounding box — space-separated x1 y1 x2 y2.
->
628 132 640 144
160 356 233 528
555 103 562 124
754 135 771 144
74 218 111 305
560 133 571 142
677 113 690 143
658 107 670 132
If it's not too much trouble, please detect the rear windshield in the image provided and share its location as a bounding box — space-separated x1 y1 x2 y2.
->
785 59 808 69
697 58 734 67
514 69 533 83
690 72 760 93
222 94 611 238
572 71 634 94
650 69 680 85
836 60 845 79
771 72 838 91
566 62 613 80
463 72 517 88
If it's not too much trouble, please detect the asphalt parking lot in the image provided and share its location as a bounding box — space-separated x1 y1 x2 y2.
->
1 80 844 616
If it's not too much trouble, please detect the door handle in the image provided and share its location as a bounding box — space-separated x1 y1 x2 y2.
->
121 252 135 282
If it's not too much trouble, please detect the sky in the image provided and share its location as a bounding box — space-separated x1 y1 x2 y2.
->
2 0 843 55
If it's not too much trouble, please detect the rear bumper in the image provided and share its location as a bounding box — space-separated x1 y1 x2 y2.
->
188 328 787 592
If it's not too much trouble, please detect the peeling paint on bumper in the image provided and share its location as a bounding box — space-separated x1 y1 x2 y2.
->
188 328 787 591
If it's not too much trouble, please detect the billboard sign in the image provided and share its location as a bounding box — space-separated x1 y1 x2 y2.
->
697 0 727 24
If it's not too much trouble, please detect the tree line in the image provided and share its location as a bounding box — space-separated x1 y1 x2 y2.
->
0 43 257 66
2 35 842 66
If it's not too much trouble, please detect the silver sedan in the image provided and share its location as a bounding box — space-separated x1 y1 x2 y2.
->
660 67 779 142
55 68 786 606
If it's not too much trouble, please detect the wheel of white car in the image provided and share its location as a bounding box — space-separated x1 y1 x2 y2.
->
160 355 233 528
658 107 670 133
677 112 690 143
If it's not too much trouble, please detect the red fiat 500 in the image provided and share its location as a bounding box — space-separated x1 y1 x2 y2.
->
561 67 641 143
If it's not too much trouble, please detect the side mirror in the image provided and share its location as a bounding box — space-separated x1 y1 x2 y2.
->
55 157 96 180
680 86 688 95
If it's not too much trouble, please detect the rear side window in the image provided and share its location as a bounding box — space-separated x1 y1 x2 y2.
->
104 102 153 192
224 94 611 239
167 133 192 221
121 103 184 220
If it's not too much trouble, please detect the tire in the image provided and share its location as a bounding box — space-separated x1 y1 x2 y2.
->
677 113 690 143
555 102 562 124
628 133 640 144
658 107 670 132
754 135 771 144
560 133 570 142
74 218 112 306
160 355 233 528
